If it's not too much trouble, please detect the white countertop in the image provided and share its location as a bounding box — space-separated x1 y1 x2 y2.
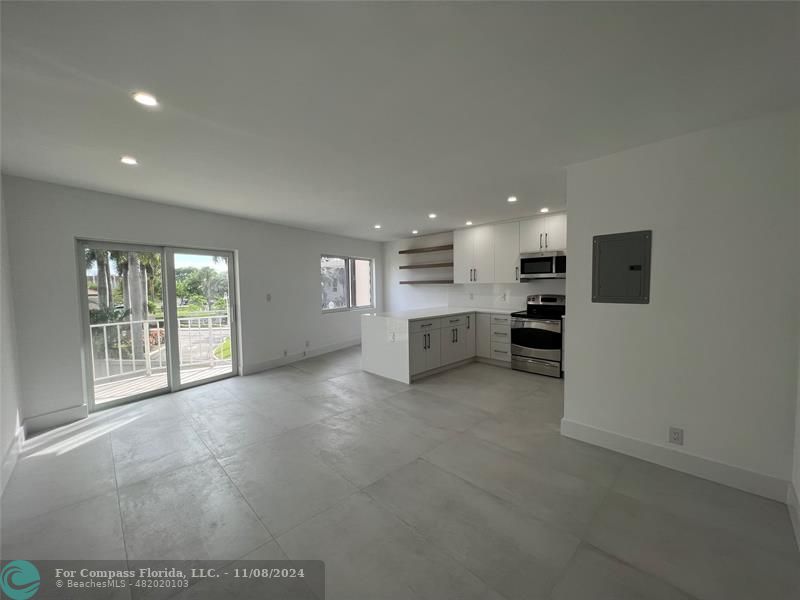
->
363 306 517 320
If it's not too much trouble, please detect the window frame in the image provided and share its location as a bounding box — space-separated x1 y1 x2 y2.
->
320 254 375 313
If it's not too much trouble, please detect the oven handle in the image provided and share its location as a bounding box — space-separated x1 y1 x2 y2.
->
511 318 562 332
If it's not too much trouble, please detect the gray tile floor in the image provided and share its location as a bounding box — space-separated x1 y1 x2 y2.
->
2 346 799 599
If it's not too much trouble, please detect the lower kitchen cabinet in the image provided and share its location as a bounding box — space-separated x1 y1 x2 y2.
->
476 313 491 358
410 329 441 375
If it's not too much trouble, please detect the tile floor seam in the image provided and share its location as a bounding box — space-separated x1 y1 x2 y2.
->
190 421 279 546
108 436 132 566
574 540 704 600
360 485 513 600
416 455 588 543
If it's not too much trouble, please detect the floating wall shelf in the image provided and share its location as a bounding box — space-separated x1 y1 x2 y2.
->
398 244 454 255
398 262 453 270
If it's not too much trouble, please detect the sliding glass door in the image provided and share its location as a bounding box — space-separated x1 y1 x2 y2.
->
79 241 238 410
165 249 237 388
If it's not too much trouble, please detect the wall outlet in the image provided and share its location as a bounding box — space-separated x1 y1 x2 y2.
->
469 293 474 300
669 427 684 446
501 292 507 302
305 340 310 348
266 293 271 302
283 349 287 357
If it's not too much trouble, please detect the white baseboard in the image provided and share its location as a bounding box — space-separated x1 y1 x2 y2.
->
788 481 800 551
23 404 89 436
561 418 789 503
243 339 361 375
1 425 25 496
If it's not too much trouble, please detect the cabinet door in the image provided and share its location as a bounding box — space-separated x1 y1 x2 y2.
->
464 313 476 357
426 328 442 371
471 225 495 283
476 313 491 358
410 332 428 376
439 327 458 366
519 217 547 253
492 221 520 283
453 325 468 362
544 213 567 251
453 228 473 284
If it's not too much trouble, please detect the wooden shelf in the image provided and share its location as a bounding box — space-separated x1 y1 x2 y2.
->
399 262 453 270
398 244 453 255
399 280 454 285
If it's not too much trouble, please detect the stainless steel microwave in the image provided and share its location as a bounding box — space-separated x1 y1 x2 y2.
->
519 252 566 280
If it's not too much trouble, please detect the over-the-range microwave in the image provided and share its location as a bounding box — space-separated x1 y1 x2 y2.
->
519 252 566 280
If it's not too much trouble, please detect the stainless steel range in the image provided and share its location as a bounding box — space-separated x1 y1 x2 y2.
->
510 294 565 378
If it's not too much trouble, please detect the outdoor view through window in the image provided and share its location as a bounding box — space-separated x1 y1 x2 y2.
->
84 245 234 406
321 255 373 311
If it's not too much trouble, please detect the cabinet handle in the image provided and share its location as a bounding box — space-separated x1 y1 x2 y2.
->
539 233 542 249
493 331 508 336
494 350 508 354
545 232 548 248
467 315 470 329
515 266 519 281
474 269 477 282
455 328 458 342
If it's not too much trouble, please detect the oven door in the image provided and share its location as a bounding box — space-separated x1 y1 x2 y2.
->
511 318 562 361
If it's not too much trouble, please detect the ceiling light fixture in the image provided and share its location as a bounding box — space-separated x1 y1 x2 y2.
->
465 221 473 226
120 155 138 166
428 213 437 219
412 230 419 235
507 196 518 203
132 91 159 107
374 224 381 229
540 207 550 213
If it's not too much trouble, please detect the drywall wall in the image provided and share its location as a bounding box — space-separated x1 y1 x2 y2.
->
563 110 800 500
1 185 23 494
383 231 566 314
2 176 383 430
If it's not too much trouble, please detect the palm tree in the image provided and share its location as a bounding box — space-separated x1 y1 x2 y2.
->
85 248 111 309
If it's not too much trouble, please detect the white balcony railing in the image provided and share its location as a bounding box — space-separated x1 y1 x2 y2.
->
90 314 230 383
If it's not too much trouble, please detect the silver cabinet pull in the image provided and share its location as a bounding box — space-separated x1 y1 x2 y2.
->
493 331 508 336
494 350 508 354
539 233 542 249
545 232 548 248
515 266 519 281
467 315 470 329
474 269 477 282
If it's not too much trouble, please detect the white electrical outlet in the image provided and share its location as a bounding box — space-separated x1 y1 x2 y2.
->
669 427 684 446
305 340 310 348
266 293 271 302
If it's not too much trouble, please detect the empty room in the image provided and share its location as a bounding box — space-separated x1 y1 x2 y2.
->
1 1 799 599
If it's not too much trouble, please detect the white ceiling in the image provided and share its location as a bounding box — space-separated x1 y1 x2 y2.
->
3 2 798 241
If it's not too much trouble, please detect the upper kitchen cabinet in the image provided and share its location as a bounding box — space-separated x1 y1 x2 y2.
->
492 221 520 283
454 225 495 284
520 213 567 253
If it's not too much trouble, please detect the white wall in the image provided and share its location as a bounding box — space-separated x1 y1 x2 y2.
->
792 129 800 544
1 184 23 494
383 231 566 314
2 176 383 430
563 110 800 500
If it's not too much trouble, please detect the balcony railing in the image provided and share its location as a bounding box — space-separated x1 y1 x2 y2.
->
89 314 231 384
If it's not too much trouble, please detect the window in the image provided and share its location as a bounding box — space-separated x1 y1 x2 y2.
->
321 255 374 311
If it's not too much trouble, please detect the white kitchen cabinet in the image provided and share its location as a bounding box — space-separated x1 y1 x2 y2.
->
453 226 494 283
453 228 472 284
427 329 441 371
464 312 476 357
492 221 520 283
519 216 547 253
544 213 567 251
476 313 491 358
519 213 567 253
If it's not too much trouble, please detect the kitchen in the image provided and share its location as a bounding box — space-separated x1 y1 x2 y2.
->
362 211 567 384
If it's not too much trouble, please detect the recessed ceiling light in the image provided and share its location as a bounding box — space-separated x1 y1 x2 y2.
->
428 213 437 219
507 196 518 203
540 207 550 213
412 230 419 235
120 155 138 166
132 91 159 107
465 221 473 226
374 224 381 229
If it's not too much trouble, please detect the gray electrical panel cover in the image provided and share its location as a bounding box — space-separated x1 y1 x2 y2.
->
592 230 651 304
